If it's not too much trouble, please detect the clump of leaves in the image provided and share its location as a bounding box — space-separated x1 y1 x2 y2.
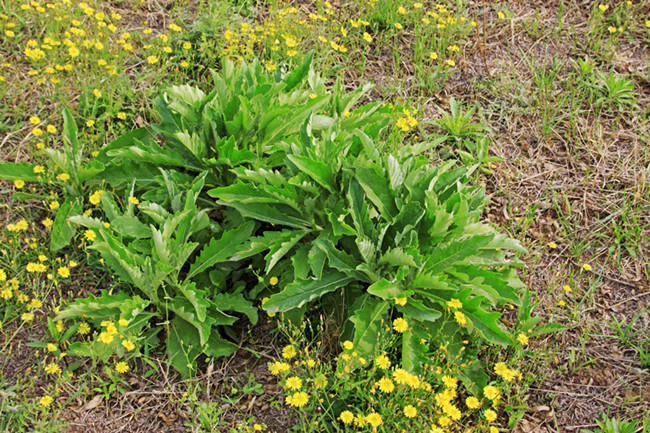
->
0 53 537 378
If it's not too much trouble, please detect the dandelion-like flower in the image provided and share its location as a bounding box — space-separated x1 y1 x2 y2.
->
284 376 302 390
377 377 395 393
339 410 354 424
393 317 408 333
404 404 417 418
282 345 297 359
285 391 309 408
115 361 129 373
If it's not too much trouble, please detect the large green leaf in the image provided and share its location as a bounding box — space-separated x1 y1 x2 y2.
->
287 154 336 193
263 271 353 313
55 290 145 321
402 327 428 373
265 230 308 273
111 216 152 239
186 221 255 279
213 293 258 325
367 279 403 300
283 50 313 92
0 163 39 182
456 289 512 346
355 166 397 220
51 198 83 251
167 317 201 378
424 235 494 273
350 295 389 358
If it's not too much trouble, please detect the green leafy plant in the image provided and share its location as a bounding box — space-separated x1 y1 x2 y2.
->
581 414 640 433
211 105 528 372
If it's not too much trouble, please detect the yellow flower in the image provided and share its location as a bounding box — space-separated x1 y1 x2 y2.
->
147 55 158 64
454 311 467 326
442 375 457 388
128 196 139 205
115 361 129 373
446 59 456 67
447 298 462 309
44 362 61 374
608 26 617 33
119 319 129 327
394 297 407 306
78 322 90 335
57 173 70 182
484 385 500 400
29 116 41 125
117 112 127 120
285 391 309 408
365 413 382 428
32 128 43 137
269 276 278 286
583 263 592 271
39 395 53 407
340 410 354 424
47 343 57 352
0 269 5 282
343 340 354 350
34 165 45 173
93 89 102 98
57 267 70 278
180 61 189 68
490 427 499 433
46 125 57 134
89 190 104 205
122 340 135 351
14 179 25 189
363 32 372 42
42 218 53 227
393 317 408 333
98 331 113 344
497 11 505 19
430 52 439 60
377 377 395 393
21 312 34 322
86 120 95 127
485 409 497 422
598 4 609 11
285 376 302 390
393 368 410 385
517 333 529 345
466 396 480 409
253 424 262 431
84 230 97 242
375 354 390 369
547 241 557 249
394 22 403 29
49 200 59 210
404 404 417 418
282 345 297 359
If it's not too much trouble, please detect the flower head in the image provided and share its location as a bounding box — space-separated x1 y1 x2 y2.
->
282 345 297 359
284 376 302 390
404 404 417 418
377 377 395 393
393 317 408 333
285 391 309 408
340 410 354 424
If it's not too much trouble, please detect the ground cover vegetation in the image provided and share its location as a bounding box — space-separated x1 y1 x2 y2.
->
0 0 648 432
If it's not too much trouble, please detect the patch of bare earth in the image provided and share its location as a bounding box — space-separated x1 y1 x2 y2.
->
423 1 649 431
